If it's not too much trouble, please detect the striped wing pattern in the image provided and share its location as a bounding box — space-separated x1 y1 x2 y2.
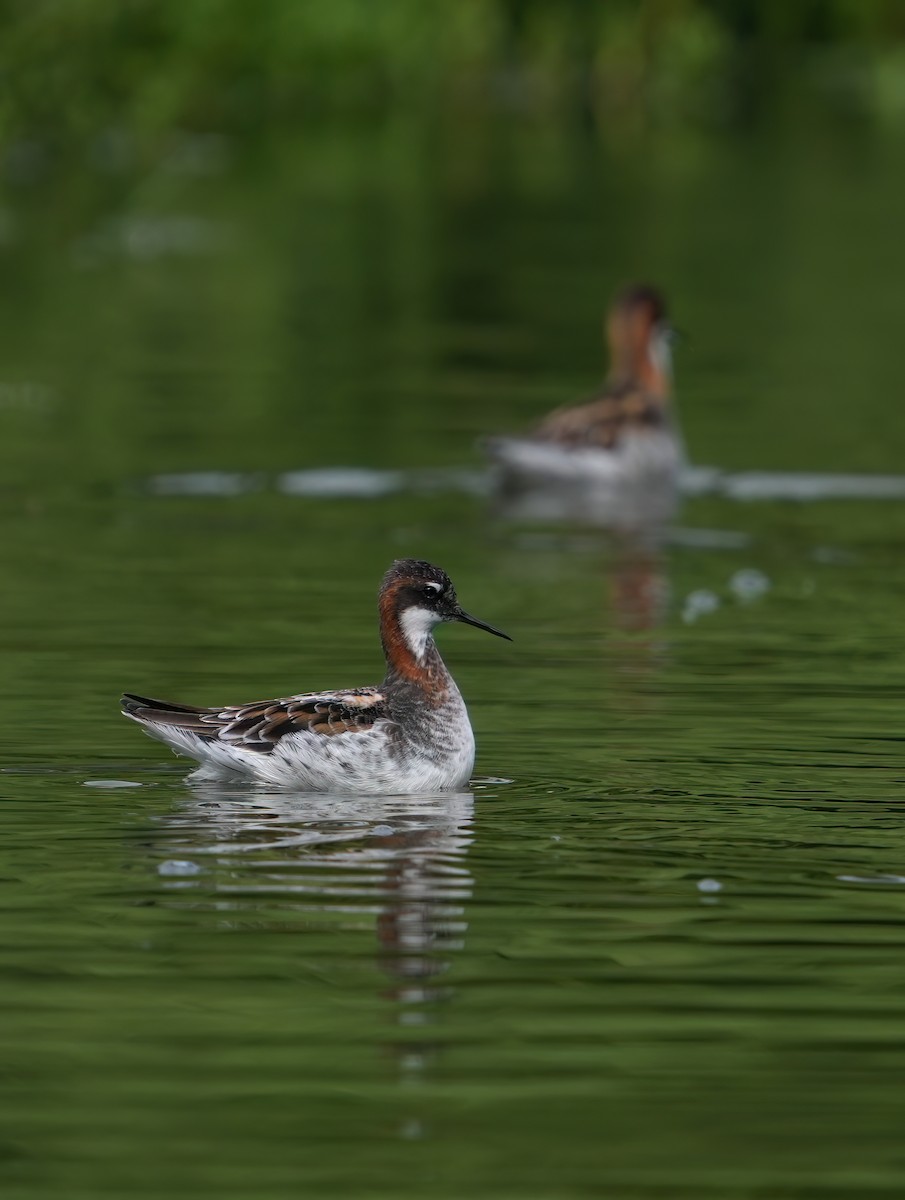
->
121 687 388 753
536 383 664 450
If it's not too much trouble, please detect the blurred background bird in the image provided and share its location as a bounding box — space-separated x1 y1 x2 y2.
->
484 285 681 529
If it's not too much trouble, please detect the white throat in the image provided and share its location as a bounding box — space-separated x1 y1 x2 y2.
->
648 325 673 382
400 606 441 661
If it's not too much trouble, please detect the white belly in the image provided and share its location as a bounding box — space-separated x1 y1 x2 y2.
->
488 430 682 482
488 431 682 527
148 703 477 795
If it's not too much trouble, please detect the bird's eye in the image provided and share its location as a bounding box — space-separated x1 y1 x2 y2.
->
423 584 441 598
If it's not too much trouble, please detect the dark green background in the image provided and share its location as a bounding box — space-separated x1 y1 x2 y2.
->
3 7 905 1198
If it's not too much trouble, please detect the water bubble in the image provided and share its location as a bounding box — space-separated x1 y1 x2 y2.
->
158 860 202 877
682 589 720 624
697 878 723 892
728 568 770 603
372 824 396 837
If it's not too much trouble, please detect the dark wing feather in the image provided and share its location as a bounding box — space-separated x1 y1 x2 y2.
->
536 382 664 449
121 688 388 754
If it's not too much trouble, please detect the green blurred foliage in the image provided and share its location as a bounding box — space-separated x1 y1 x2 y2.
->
4 0 905 152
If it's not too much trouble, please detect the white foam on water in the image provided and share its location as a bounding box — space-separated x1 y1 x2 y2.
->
158 860 203 877
278 468 404 498
83 779 143 789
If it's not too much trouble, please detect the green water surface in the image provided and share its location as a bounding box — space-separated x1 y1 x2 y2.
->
2 111 905 1198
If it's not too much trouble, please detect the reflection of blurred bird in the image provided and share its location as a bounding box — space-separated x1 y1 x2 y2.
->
608 547 670 635
485 286 682 528
121 560 511 792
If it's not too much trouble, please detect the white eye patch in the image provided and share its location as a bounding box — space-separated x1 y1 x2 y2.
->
423 582 441 593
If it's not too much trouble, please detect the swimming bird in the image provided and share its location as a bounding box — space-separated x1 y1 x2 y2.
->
121 560 511 793
485 285 681 525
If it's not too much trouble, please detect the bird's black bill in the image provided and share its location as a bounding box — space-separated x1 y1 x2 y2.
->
454 608 512 641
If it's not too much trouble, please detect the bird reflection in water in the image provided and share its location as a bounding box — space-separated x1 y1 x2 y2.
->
600 536 668 636
154 784 476 1098
603 540 672 697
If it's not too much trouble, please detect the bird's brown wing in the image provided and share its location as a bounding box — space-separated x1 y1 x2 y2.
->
121 688 389 753
536 383 665 449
